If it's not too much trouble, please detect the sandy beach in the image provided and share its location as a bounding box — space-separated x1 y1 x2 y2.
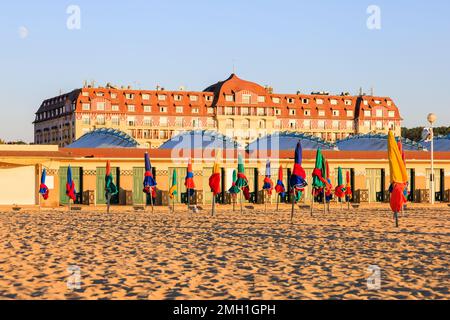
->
0 205 449 300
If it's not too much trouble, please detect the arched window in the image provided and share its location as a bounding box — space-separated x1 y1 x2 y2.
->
226 119 234 129
242 119 250 129
258 120 266 129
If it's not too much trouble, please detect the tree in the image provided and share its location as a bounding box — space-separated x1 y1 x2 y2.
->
402 127 450 142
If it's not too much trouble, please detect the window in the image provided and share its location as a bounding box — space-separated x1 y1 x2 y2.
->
207 107 214 114
304 109 311 116
128 105 135 112
332 120 339 129
143 105 151 113
125 93 135 100
258 120 266 129
142 93 150 100
272 97 280 104
175 117 183 127
96 115 105 125
332 110 340 117
241 107 249 116
82 91 89 97
225 95 234 102
287 98 295 104
318 120 325 129
364 110 371 117
289 109 296 116
318 110 325 117
143 117 152 126
82 115 90 125
159 117 168 127
82 103 91 111
316 99 324 105
274 119 282 129
289 120 297 129
97 102 106 111
226 119 234 129
225 107 233 115
346 110 354 117
376 109 383 117
257 108 265 116
346 120 353 129
174 95 183 101
160 107 168 113
127 116 136 126
376 121 383 129
190 95 198 102
345 100 352 106
192 118 200 128
96 92 104 97
111 116 119 126
242 119 250 129
258 96 266 103
242 94 251 104
192 107 199 114
374 100 381 104
275 108 281 116
388 111 395 118
205 95 213 102
207 118 216 128
158 94 166 101
112 105 119 111
387 101 392 106
364 120 371 128
111 93 118 99
388 121 395 129
330 99 338 105
363 100 368 106
302 98 309 104
176 106 184 113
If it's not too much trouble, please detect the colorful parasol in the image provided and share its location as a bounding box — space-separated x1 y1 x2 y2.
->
39 168 49 200
66 166 77 202
262 160 274 196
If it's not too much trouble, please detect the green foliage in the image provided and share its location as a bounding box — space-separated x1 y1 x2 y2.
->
402 127 450 142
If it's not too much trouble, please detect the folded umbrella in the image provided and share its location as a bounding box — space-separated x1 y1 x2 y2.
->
185 159 195 197
228 169 240 194
334 166 346 199
262 160 274 196
143 152 157 198
39 168 49 200
66 166 77 202
275 165 286 197
169 169 178 199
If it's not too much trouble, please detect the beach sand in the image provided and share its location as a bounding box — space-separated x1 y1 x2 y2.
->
0 205 449 300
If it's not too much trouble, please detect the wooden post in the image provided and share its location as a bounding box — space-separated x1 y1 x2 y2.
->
276 193 280 212
323 189 326 214
310 190 315 217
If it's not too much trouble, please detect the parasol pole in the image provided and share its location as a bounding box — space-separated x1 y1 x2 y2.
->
394 212 399 228
187 188 190 212
240 190 243 214
211 194 216 217
290 188 295 222
310 189 315 217
233 194 236 212
106 193 111 214
149 187 154 213
276 192 280 212
323 188 326 214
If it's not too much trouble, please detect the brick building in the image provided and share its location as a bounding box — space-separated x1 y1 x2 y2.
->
33 74 402 147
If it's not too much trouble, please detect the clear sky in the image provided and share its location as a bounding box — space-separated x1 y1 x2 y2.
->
0 0 449 142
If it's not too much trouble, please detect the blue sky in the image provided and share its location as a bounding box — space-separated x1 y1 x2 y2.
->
0 0 449 142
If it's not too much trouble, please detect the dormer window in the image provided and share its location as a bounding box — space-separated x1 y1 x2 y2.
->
345 100 352 106
272 97 280 104
316 99 324 105
225 95 234 102
242 94 251 104
332 110 340 117
330 99 338 105
258 96 266 103
125 93 135 100
304 109 311 116
142 93 150 100
318 110 325 117
287 98 295 104
190 95 198 102
174 94 183 101
302 98 309 104
158 94 166 101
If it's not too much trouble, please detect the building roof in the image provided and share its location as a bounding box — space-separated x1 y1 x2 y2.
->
336 133 426 151
422 134 450 152
247 132 336 153
159 130 242 151
66 129 139 148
